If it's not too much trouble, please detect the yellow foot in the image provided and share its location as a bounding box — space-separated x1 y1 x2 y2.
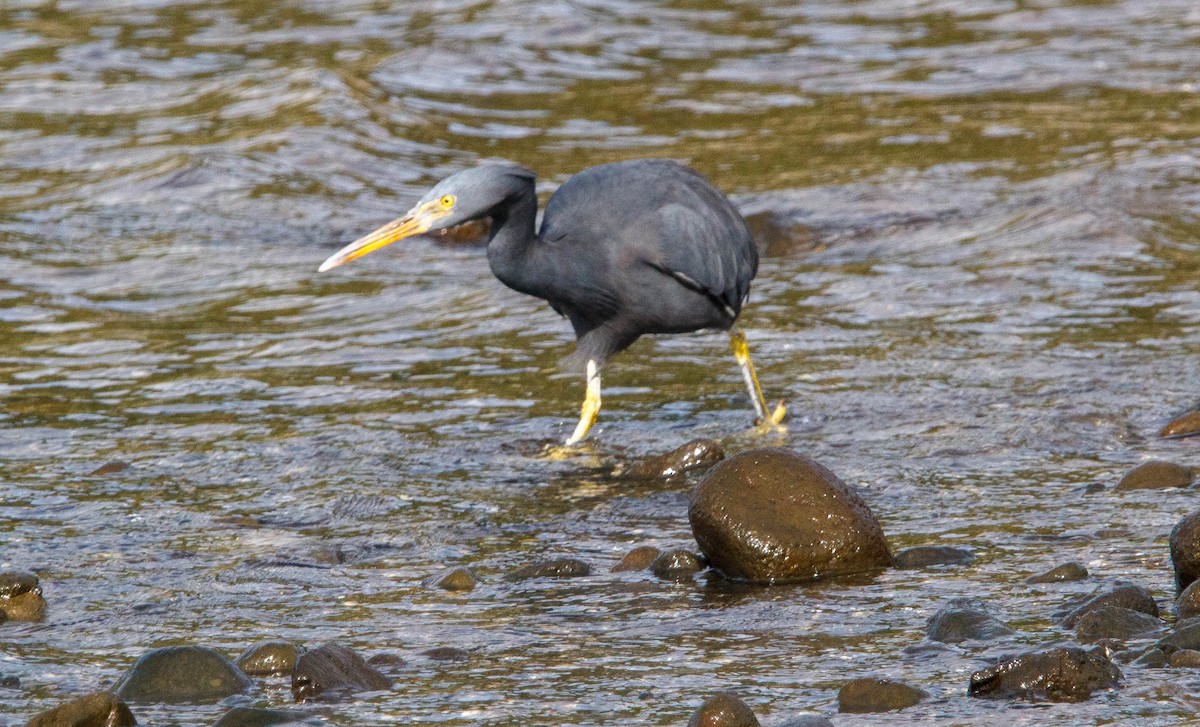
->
754 400 788 434
540 441 598 462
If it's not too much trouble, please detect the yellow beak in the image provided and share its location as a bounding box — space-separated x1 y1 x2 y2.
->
319 203 446 272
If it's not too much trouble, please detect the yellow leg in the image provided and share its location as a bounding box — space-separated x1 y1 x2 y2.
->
565 359 602 445
729 326 786 429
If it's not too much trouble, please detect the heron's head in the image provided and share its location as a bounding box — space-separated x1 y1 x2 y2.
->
318 162 535 272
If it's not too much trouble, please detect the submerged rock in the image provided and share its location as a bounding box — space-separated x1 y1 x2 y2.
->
1171 511 1200 593
366 653 407 672
1027 562 1089 584
291 643 391 702
775 716 835 727
686 691 760 727
425 567 478 592
837 678 926 713
624 439 726 480
26 692 137 727
0 571 47 621
236 640 303 677
1074 606 1163 644
422 647 470 661
612 546 661 572
211 706 327 726
1059 583 1159 628
1178 580 1200 620
1155 619 1200 656
1115 461 1194 490
1160 411 1200 439
688 448 891 584
894 546 975 569
1168 649 1200 669
650 549 704 580
927 598 1014 643
968 645 1121 702
505 558 591 582
112 645 254 704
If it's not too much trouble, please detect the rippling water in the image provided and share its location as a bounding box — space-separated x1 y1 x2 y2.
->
2 1 1199 724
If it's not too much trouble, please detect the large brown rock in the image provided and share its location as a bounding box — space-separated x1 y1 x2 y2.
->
1115 461 1193 490
291 643 391 702
26 692 136 727
968 646 1121 702
1160 411 1200 439
111 646 253 704
0 571 47 622
1172 511 1200 594
686 691 759 727
688 448 892 584
837 678 927 713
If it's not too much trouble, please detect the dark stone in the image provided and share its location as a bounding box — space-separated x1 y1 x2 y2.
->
612 546 661 572
1115 460 1194 490
1135 647 1169 668
686 691 760 727
211 706 327 726
425 567 478 591
0 675 17 688
1026 562 1089 584
968 646 1121 702
26 692 137 727
1169 649 1200 669
650 549 704 580
1160 411 1200 439
1059 583 1159 627
775 716 835 727
1171 511 1200 593
291 643 391 702
688 448 891 584
112 646 254 704
236 641 303 677
1156 620 1200 656
422 647 470 661
366 653 406 671
625 439 726 480
505 558 591 582
0 571 46 621
894 546 975 569
927 598 1014 643
837 677 927 713
1178 580 1200 620
1074 606 1163 643
89 460 130 476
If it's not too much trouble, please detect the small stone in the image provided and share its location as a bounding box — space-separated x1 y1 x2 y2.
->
650 549 704 580
26 692 137 727
1135 647 1169 668
686 691 760 727
688 448 891 584
1060 583 1159 628
1074 606 1163 643
968 646 1121 702
1156 620 1200 656
291 643 391 702
505 558 591 582
1178 580 1200 620
425 567 478 592
112 645 254 704
0 675 17 689
366 653 407 671
211 706 327 726
1027 562 1089 584
837 678 927 713
236 641 303 677
625 439 726 480
612 546 661 572
0 571 46 622
1171 511 1200 593
775 716 835 727
1115 461 1194 490
89 460 130 476
927 598 1014 643
422 647 470 661
1169 649 1200 668
1160 411 1200 439
894 546 975 569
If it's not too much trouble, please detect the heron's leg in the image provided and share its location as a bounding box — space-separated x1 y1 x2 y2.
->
565 359 602 445
729 326 786 427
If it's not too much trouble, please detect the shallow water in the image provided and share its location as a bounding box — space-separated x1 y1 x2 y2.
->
1 0 1199 724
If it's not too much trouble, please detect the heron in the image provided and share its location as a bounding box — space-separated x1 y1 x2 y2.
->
319 159 786 445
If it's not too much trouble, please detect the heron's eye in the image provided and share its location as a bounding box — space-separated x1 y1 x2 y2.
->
439 195 455 209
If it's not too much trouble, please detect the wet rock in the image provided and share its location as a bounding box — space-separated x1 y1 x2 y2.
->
89 460 130 476
26 692 137 727
236 640 303 677
1168 649 1200 669
927 598 1014 643
1155 619 1200 656
968 645 1121 702
1177 580 1200 620
112 645 254 704
366 653 406 672
894 546 975 569
1115 460 1194 490
1134 647 1169 668
686 691 760 727
1171 511 1200 593
0 571 47 621
423 647 470 661
650 549 705 580
211 706 327 727
1074 606 1163 644
291 643 391 702
0 675 17 689
1059 583 1159 628
505 558 591 582
1027 562 1088 584
1160 411 1200 439
688 448 891 584
625 439 726 480
425 567 478 592
612 546 661 572
775 716 835 727
837 677 927 713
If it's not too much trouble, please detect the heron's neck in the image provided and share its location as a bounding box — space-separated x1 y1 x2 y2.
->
485 187 544 296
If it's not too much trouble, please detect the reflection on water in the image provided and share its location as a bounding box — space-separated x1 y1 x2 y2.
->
1 0 1199 724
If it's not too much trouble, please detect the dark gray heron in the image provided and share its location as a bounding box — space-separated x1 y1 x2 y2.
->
320 159 786 445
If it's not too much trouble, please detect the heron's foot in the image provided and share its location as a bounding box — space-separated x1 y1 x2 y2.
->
754 400 788 434
542 442 592 461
